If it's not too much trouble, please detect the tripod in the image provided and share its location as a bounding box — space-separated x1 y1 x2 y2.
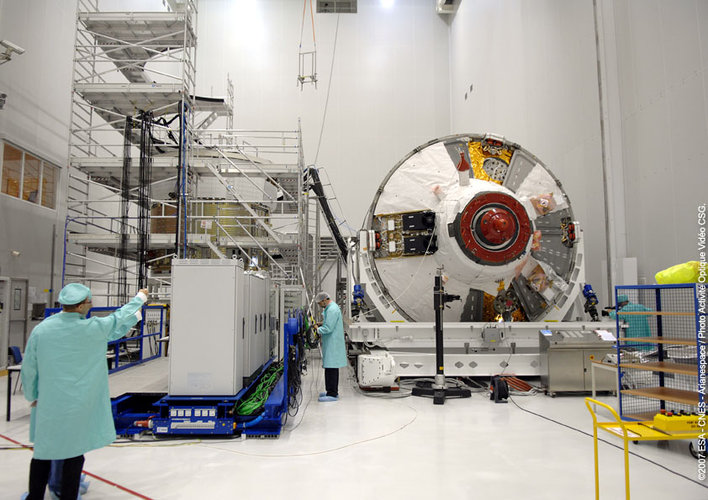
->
412 269 471 404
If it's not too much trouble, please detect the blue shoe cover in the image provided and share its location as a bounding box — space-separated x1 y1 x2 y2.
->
318 395 339 402
49 487 84 499
319 392 327 398
80 475 90 495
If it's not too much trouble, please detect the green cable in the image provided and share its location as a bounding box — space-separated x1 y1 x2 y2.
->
236 363 284 416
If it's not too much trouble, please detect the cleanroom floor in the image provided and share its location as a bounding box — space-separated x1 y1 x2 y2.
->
1 354 706 499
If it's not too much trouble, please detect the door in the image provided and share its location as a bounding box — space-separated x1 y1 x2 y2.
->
169 261 241 396
9 279 28 352
583 348 617 391
548 349 585 392
0 277 10 370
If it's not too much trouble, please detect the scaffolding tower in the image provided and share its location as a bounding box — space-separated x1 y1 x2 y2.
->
66 0 315 305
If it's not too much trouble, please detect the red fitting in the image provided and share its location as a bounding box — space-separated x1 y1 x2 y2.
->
134 418 153 428
456 152 470 172
479 208 517 245
455 192 531 264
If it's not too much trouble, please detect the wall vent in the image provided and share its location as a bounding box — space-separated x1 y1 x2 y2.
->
317 1 357 14
436 0 461 15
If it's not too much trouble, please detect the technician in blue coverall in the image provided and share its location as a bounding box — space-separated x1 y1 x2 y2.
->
315 292 347 402
21 283 148 499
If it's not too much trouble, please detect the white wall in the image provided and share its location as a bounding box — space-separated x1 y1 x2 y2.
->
2 0 706 318
448 0 609 302
447 0 708 298
613 0 708 283
0 0 76 308
0 0 76 162
196 0 451 234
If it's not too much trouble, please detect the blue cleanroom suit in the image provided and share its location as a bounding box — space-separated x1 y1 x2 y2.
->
318 301 347 369
21 294 145 459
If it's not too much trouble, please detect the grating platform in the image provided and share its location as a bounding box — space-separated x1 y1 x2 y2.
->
66 232 298 255
71 156 296 187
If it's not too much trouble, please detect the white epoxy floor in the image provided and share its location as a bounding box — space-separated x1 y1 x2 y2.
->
1 353 706 499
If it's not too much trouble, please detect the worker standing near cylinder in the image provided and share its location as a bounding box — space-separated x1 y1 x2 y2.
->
20 283 148 499
315 291 347 402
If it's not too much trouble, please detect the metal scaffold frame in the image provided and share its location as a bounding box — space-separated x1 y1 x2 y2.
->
65 1 315 305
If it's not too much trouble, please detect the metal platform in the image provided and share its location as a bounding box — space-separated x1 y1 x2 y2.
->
111 361 288 438
66 233 298 264
78 11 196 84
79 11 195 46
67 232 297 249
74 84 230 117
72 156 297 186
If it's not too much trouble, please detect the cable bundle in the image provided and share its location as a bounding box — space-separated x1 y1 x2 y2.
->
287 333 307 417
235 362 283 416
304 314 319 349
501 376 536 393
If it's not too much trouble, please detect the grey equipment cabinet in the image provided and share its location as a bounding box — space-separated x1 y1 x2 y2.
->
539 329 617 395
169 259 245 396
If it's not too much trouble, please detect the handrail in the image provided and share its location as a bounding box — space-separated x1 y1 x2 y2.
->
585 397 625 432
86 305 167 373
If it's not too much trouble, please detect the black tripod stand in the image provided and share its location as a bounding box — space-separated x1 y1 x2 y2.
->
412 269 472 405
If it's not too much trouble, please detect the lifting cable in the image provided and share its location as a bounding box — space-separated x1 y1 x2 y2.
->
314 13 340 165
299 0 316 53
298 0 318 89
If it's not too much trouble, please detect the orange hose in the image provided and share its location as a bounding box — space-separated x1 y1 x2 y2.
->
502 376 534 392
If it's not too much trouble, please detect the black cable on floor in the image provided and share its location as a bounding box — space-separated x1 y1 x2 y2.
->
288 349 320 433
509 396 707 489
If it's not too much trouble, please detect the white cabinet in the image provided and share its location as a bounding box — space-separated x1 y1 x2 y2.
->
243 272 270 381
169 259 245 396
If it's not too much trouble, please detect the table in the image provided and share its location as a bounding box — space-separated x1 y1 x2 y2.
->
6 364 22 422
585 397 703 499
590 359 619 399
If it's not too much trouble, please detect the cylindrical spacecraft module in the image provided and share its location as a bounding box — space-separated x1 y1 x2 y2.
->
357 133 582 323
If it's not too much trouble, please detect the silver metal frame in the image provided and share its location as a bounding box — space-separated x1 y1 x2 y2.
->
66 1 314 305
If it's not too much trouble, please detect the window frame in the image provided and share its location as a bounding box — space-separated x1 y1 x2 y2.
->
22 152 41 204
40 160 58 209
0 140 60 211
0 142 23 199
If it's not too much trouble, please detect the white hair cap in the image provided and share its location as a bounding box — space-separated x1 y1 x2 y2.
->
315 292 330 302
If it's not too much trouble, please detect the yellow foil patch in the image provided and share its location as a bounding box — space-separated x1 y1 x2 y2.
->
468 141 513 184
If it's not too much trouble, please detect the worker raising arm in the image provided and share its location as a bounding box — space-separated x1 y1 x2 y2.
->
20 283 148 499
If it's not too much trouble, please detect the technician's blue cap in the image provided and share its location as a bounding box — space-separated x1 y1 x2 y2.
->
617 294 629 303
58 283 92 305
